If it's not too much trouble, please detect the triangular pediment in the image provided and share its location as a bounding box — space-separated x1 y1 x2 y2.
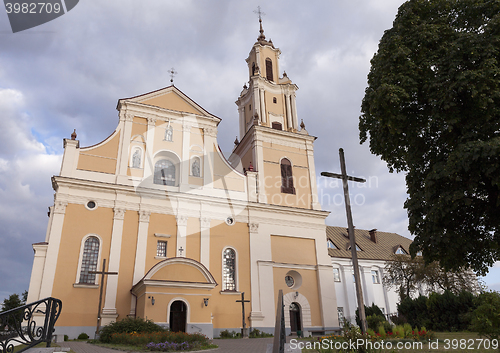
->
120 85 220 120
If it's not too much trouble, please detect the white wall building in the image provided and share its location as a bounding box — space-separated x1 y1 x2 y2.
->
327 227 412 325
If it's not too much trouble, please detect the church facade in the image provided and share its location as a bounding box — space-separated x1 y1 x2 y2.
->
27 21 339 339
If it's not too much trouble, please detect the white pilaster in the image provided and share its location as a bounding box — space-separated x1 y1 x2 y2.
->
180 124 191 191
285 94 293 131
291 93 299 131
132 210 151 285
238 107 245 140
249 222 266 326
254 137 267 203
200 218 211 269
60 139 79 177
116 113 134 184
176 215 188 257
27 243 48 303
316 265 340 328
102 207 126 321
259 88 266 124
203 127 216 190
306 140 321 210
39 200 67 298
253 87 261 120
143 117 156 181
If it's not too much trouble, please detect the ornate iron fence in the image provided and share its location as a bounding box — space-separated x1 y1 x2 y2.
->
0 297 62 353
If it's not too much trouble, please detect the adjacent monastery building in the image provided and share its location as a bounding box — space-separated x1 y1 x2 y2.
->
27 20 339 338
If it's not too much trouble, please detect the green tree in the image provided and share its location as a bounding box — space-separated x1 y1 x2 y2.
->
1 293 23 312
359 0 500 275
470 291 500 341
383 254 425 300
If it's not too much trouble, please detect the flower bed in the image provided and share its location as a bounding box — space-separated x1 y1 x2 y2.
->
108 331 212 351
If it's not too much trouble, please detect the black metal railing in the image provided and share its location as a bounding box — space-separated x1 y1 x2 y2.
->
0 297 62 353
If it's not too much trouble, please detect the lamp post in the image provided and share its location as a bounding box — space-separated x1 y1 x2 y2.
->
321 148 368 334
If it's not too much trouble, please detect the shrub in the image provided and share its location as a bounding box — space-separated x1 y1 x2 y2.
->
356 304 384 328
63 335 68 341
218 330 237 339
382 320 393 334
77 333 89 340
249 328 273 338
470 291 500 341
99 317 166 343
377 325 386 339
109 331 209 347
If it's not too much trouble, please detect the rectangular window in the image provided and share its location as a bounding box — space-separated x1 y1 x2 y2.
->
333 268 341 282
337 307 344 325
157 241 167 257
371 270 380 284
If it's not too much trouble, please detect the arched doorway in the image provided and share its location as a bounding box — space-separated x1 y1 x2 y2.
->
289 302 302 333
169 300 187 332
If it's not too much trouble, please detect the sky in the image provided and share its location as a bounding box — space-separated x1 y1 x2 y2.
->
0 0 498 304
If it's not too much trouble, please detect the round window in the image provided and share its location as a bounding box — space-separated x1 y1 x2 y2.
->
86 201 96 210
285 275 294 288
226 216 235 226
284 270 302 290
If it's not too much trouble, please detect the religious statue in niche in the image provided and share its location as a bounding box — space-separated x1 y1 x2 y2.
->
192 158 201 177
132 149 141 168
164 125 173 141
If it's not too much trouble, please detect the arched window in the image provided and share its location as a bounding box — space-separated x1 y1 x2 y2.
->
79 236 99 284
222 248 236 291
266 58 273 82
154 159 176 186
280 158 295 194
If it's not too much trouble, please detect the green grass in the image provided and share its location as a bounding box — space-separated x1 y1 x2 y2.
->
302 331 499 353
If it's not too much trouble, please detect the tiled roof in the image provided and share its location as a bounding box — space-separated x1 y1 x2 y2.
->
326 226 413 261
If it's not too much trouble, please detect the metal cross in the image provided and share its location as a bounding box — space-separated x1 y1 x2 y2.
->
168 67 177 84
321 148 368 334
235 292 250 338
253 6 265 21
89 258 118 338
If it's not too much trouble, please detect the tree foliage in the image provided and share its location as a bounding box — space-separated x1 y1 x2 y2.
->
470 291 500 340
384 254 479 300
359 0 500 275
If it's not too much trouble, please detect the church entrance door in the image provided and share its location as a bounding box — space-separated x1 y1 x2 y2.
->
289 302 302 333
169 300 187 332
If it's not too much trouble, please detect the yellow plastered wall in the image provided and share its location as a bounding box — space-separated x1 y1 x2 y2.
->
259 46 279 82
190 128 204 150
131 117 148 137
264 92 286 127
262 144 312 209
271 235 317 266
135 287 212 324
272 267 322 327
150 263 207 282
185 219 201 262
52 204 113 327
213 146 245 192
141 91 201 115
115 210 139 320
145 214 177 273
153 121 183 158
77 131 120 174
209 221 251 329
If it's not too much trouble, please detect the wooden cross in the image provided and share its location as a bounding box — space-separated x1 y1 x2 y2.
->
168 67 177 84
89 258 118 338
321 148 368 333
235 292 250 338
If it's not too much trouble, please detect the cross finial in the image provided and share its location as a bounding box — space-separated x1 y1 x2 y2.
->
168 68 177 84
254 6 266 41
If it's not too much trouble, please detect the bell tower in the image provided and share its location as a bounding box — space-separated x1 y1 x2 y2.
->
232 18 321 210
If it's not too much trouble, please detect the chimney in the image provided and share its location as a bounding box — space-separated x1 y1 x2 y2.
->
369 229 377 243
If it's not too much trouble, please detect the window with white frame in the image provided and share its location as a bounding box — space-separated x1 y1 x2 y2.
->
371 270 380 284
79 236 99 284
337 307 344 325
333 268 341 282
154 159 176 186
157 241 167 258
222 248 236 291
327 239 337 249
395 246 407 255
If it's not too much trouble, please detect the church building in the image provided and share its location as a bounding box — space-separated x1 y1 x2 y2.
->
26 19 339 339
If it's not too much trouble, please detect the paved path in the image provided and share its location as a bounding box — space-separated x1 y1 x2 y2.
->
51 337 276 353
